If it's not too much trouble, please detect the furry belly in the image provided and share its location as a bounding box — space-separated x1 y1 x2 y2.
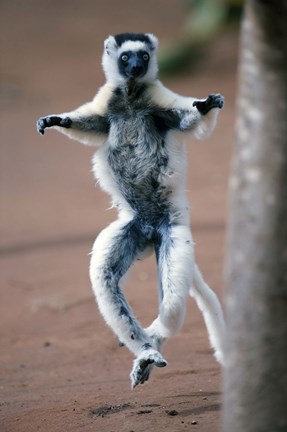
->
92 137 187 223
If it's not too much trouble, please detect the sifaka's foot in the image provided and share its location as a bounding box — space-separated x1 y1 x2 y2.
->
130 348 167 388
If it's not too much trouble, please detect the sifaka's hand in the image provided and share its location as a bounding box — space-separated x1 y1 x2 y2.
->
37 115 72 135
193 93 224 115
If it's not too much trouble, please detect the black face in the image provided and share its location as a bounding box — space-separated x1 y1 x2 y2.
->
118 50 150 79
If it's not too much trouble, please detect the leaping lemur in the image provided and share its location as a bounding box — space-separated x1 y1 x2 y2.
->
37 32 225 388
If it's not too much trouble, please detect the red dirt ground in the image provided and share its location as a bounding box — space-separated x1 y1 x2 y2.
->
0 1 238 431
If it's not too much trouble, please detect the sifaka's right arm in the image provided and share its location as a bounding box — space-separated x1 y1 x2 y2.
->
36 82 114 146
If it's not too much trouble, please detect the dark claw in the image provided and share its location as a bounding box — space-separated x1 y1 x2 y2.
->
140 364 153 384
193 93 224 115
139 358 153 369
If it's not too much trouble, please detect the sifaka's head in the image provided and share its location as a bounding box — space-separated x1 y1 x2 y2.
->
102 32 159 86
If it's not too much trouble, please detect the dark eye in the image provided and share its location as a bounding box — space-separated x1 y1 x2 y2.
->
143 53 149 61
121 54 129 62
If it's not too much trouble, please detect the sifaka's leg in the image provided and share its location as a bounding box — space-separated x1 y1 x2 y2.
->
142 224 195 384
89 218 167 388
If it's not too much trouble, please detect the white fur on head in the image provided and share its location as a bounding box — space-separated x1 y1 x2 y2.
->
104 35 117 56
102 35 121 85
143 33 158 83
145 33 158 50
102 33 159 85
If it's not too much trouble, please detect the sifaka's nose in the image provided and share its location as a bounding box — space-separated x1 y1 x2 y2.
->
130 65 143 77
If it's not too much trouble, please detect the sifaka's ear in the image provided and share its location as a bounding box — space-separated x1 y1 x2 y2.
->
104 35 117 56
146 33 158 50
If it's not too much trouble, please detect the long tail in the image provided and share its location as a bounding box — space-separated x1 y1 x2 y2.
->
190 263 226 366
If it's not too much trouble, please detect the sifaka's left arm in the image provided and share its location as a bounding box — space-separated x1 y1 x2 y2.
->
148 80 224 140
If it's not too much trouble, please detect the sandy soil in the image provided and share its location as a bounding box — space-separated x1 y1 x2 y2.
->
0 1 238 431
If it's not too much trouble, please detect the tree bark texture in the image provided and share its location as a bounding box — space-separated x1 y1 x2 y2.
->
224 1 287 431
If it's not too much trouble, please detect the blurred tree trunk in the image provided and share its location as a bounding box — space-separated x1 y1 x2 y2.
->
224 1 287 431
